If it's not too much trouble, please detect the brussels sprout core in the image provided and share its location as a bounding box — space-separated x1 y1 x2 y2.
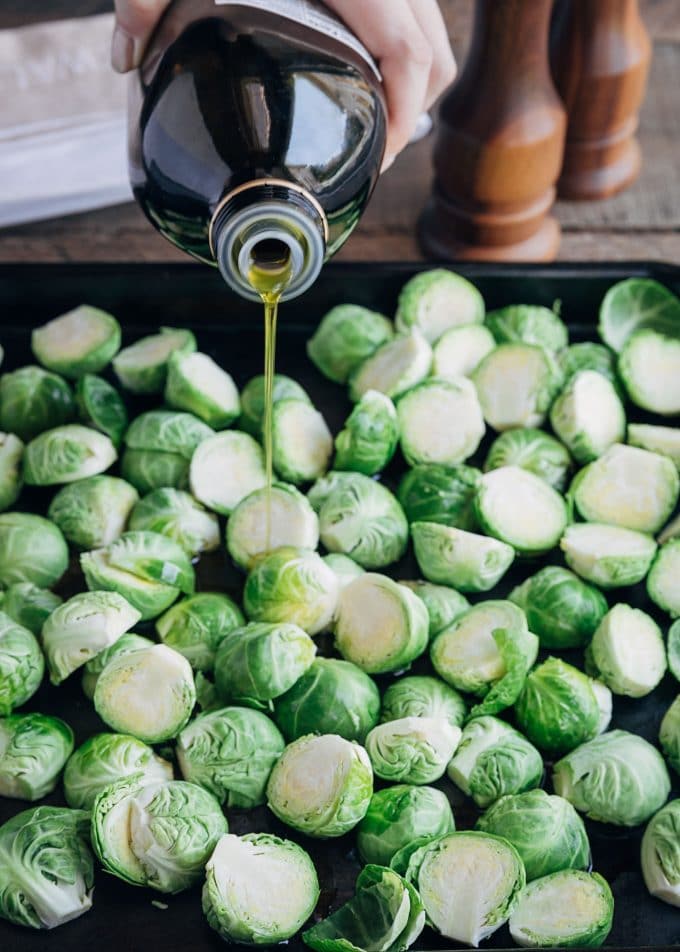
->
509 870 614 948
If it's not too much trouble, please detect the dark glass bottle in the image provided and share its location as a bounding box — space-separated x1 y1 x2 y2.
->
128 0 387 300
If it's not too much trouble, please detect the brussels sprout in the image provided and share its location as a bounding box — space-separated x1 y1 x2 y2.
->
553 729 671 826
81 632 155 700
365 716 461 784
660 512 680 545
334 390 399 475
484 428 572 492
381 675 467 728
399 582 470 640
397 378 485 466
227 482 319 571
42 590 141 685
205 833 319 945
659 696 680 775
94 643 196 743
349 330 433 403
475 466 568 555
510 870 614 948
32 305 121 378
239 373 311 436
155 592 244 673
121 448 190 494
308 304 394 384
75 374 128 446
322 553 366 588
560 522 657 588
647 540 680 618
244 546 338 636
598 277 680 353
274 658 380 743
0 713 73 800
0 806 94 929
486 303 568 353
92 773 227 893
127 408 213 456
560 340 621 391
334 573 429 674
176 706 285 807
190 430 266 515
570 444 679 534
669 621 680 684
0 612 44 715
550 370 626 464
509 566 608 650
447 716 543 808
591 679 613 735
477 789 590 883
165 351 240 428
271 399 333 485
397 463 481 530
628 423 680 470
0 512 69 588
587 604 666 697
411 832 525 946
412 522 515 592
0 432 23 511
432 323 496 379
266 734 373 837
641 799 680 907
468 627 540 721
48 475 138 549
395 269 485 343
63 733 173 810
0 365 75 442
357 785 455 867
0 582 61 636
128 487 219 556
514 657 600 757
113 326 196 393
24 424 117 485
472 343 563 431
307 469 361 511
304 863 424 952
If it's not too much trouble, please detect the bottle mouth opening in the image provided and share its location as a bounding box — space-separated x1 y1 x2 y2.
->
250 237 292 271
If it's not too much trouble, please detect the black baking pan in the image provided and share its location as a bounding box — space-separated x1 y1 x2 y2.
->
0 260 678 952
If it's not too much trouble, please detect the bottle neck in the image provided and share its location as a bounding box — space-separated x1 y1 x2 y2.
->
210 182 328 302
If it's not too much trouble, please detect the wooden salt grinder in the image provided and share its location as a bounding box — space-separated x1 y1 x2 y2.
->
552 0 652 200
419 0 567 262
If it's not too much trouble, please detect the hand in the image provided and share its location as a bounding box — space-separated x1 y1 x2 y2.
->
112 0 456 170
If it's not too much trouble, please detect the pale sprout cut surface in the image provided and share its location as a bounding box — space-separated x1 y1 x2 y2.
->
227 485 319 570
619 330 680 416
397 378 485 466
509 870 613 948
476 466 567 553
272 400 333 483
350 331 432 402
628 424 680 470
432 324 496 379
190 431 266 515
561 523 657 588
550 371 625 463
472 344 555 430
33 307 117 364
590 604 666 698
431 603 517 693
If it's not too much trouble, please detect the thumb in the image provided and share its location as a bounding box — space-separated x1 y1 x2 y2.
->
112 0 172 72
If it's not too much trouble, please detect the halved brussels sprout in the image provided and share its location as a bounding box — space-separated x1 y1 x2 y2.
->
484 428 572 492
244 546 338 636
560 341 621 393
239 373 311 436
32 305 121 378
399 582 470 641
472 343 563 431
476 789 590 882
553 729 671 826
94 643 196 743
475 466 568 555
227 482 319 571
128 487 219 555
0 806 94 930
176 706 285 807
365 716 461 784
75 374 128 446
113 326 196 393
42 590 141 685
92 773 227 893
591 679 613 734
63 733 173 810
509 870 614 948
550 370 626 464
641 799 680 907
669 621 680 683
397 463 481 530
357 785 455 867
308 304 394 384
587 604 666 697
659 696 680 775
397 377 485 466
48 475 138 549
266 734 373 837
486 303 568 353
432 324 496 379
190 430 266 515
447 716 543 808
570 444 679 534
509 566 608 650
0 365 75 442
272 399 333 485
349 330 432 403
396 269 485 343
274 658 380 743
205 833 320 945
628 423 680 470
24 424 117 485
467 627 540 721
81 632 155 700
412 522 515 592
322 553 366 588
0 432 23 511
334 573 429 674
647 540 680 618
0 512 69 588
165 351 240 428
599 277 680 353
380 675 467 728
0 611 44 715
120 448 190 494
334 390 399 475
560 522 657 588
126 408 213 457
0 713 73 800
155 592 244 673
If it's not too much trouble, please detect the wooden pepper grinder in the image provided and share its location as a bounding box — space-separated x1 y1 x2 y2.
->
552 0 652 200
419 0 567 262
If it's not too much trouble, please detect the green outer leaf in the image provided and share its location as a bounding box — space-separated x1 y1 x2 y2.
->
509 566 608 650
486 304 568 352
0 512 68 589
128 487 219 556
48 475 139 549
124 410 213 459
0 713 74 801
334 390 399 476
380 675 467 728
0 611 44 715
659 696 680 775
0 582 62 635
0 365 75 442
397 463 481 529
307 305 394 384
76 374 128 446
599 278 680 353
468 628 539 719
484 427 572 492
121 448 189 494
156 593 244 673
357 785 455 867
106 530 195 595
214 621 316 702
668 620 680 684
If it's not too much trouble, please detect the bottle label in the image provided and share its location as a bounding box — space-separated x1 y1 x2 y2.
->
214 0 381 79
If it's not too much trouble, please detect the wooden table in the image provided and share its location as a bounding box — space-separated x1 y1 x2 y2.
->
0 0 678 265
